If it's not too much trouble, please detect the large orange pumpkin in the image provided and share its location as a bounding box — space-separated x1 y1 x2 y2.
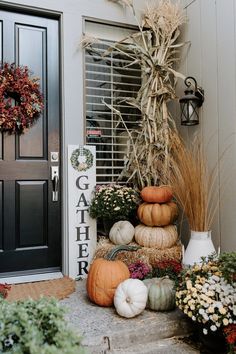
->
137 202 178 226
86 245 139 307
140 185 173 203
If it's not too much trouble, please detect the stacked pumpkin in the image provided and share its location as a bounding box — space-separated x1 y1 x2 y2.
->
135 185 179 250
86 244 176 318
86 185 179 318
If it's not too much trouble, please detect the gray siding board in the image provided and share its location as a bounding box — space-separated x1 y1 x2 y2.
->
181 0 236 251
216 0 236 252
200 0 220 248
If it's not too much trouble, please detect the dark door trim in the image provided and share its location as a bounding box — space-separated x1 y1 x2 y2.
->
0 1 62 19
0 4 64 281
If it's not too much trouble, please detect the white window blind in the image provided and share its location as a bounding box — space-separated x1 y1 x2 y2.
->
85 22 141 184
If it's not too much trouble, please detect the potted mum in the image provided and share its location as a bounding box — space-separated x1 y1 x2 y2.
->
89 184 140 234
0 284 10 299
176 252 236 353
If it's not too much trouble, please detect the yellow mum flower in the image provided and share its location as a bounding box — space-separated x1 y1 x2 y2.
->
223 318 229 326
186 280 192 290
219 307 227 315
208 306 214 313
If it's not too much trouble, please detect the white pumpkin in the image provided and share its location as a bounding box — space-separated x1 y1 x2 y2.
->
134 224 178 249
114 278 148 318
109 221 135 245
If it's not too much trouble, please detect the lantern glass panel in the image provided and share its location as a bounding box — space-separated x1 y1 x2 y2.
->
180 100 199 126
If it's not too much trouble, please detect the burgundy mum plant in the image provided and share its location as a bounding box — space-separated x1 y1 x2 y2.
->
128 261 152 280
0 284 11 299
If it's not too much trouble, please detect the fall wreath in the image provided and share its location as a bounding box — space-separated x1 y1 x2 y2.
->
0 62 44 133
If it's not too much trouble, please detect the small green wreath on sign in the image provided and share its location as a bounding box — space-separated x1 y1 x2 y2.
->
70 147 94 172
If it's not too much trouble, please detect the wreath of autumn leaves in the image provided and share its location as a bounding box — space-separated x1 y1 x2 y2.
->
0 63 44 133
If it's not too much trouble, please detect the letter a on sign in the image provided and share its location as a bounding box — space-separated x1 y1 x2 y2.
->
68 145 96 279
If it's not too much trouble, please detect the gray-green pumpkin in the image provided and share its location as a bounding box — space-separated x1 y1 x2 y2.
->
146 277 176 311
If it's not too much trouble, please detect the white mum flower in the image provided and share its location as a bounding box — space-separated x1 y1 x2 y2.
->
233 305 236 316
210 325 217 332
211 275 220 282
199 308 205 315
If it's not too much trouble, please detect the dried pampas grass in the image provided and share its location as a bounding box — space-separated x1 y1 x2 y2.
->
168 135 218 232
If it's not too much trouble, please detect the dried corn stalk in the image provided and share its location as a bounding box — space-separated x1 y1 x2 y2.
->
82 0 187 189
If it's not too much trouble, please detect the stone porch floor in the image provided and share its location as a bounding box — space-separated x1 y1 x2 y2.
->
60 280 200 354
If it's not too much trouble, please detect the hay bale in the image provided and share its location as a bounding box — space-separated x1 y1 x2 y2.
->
93 237 182 268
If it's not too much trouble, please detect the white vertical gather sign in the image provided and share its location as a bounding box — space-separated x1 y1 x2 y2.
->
68 145 96 279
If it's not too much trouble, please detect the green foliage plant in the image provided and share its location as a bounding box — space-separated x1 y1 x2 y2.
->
218 252 236 285
0 297 85 354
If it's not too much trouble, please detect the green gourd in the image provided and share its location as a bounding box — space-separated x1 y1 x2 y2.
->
147 277 176 311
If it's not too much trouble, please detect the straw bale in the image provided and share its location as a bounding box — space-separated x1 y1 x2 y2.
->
93 237 182 268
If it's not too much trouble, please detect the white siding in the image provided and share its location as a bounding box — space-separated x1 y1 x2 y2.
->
179 0 236 252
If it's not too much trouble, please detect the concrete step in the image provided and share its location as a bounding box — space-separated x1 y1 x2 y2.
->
60 280 196 354
109 338 199 354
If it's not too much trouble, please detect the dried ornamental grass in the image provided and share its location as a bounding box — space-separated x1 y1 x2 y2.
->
168 135 218 232
82 0 187 188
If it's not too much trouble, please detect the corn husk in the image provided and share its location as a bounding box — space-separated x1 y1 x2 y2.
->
82 0 187 188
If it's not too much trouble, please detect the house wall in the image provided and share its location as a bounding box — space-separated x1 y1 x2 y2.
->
177 0 236 252
1 0 234 276
0 0 145 275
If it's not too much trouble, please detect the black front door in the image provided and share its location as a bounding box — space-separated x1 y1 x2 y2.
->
0 9 61 276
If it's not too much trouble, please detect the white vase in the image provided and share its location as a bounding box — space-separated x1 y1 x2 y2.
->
183 230 216 266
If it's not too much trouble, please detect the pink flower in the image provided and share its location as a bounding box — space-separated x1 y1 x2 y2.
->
128 261 151 280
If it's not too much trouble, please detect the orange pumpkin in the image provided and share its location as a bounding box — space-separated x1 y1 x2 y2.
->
137 202 178 226
140 185 173 203
86 245 139 307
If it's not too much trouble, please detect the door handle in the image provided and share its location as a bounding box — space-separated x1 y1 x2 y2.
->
51 166 59 202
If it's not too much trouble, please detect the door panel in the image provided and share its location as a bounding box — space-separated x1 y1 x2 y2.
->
16 24 47 159
16 181 47 248
0 10 61 275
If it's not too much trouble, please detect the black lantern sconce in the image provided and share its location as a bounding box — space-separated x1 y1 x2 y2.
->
179 76 204 126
